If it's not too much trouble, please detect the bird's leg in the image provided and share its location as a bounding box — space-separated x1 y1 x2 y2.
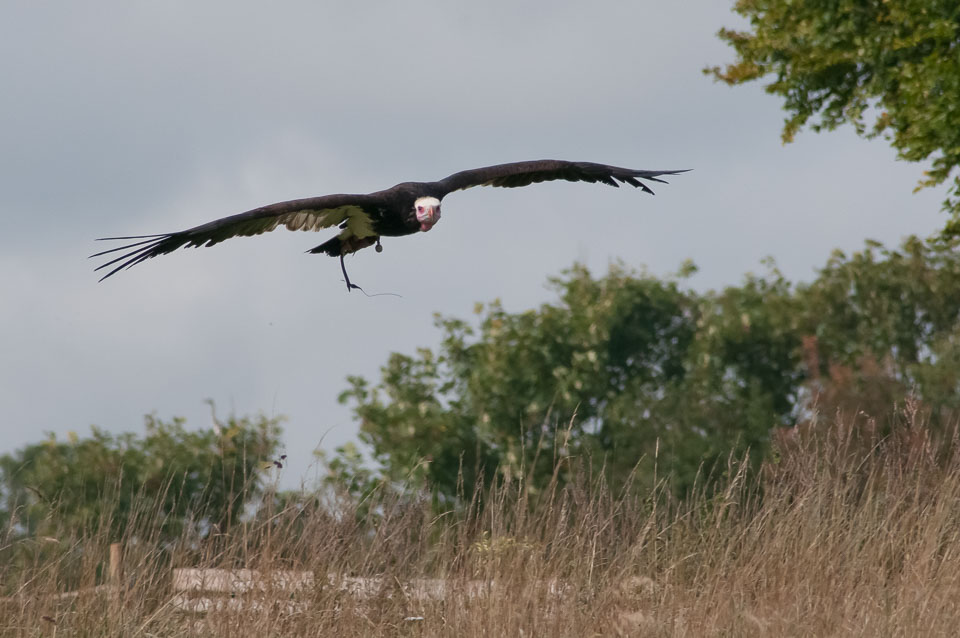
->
340 253 360 292
339 237 381 292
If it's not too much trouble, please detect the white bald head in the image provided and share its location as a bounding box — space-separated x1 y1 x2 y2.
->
414 196 441 232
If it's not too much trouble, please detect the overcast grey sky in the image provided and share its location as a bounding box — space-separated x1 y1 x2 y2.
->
0 1 948 485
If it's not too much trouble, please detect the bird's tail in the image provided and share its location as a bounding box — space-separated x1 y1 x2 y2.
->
307 236 341 256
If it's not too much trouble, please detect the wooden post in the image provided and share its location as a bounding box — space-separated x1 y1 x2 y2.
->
109 543 123 585
109 542 123 610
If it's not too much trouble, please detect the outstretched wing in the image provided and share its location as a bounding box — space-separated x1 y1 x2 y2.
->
434 160 687 196
92 193 379 281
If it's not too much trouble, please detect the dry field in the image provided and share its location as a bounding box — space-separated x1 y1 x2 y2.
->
3 410 960 637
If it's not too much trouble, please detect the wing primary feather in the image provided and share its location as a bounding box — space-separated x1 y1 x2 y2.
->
625 178 655 194
95 234 170 241
89 237 169 258
97 258 145 282
94 240 164 273
96 243 177 281
634 175 671 184
93 236 180 281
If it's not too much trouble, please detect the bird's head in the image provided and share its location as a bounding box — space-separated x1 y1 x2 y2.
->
414 197 441 231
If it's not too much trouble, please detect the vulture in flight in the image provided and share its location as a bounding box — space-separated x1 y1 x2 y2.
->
93 160 686 290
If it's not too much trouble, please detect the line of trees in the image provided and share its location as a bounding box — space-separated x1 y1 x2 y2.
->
331 236 960 500
0 411 282 547
4 236 959 542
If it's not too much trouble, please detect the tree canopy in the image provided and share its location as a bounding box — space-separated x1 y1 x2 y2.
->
708 1 960 226
0 410 282 544
336 236 960 501
5 237 960 532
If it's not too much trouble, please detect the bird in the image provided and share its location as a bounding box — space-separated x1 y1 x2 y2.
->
92 159 687 291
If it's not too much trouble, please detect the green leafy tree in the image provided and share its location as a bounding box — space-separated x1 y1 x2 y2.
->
339 263 801 499
334 237 960 503
797 236 960 426
0 411 282 543
674 261 804 476
708 1 960 224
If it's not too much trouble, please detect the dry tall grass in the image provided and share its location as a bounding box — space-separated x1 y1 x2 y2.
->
3 407 960 636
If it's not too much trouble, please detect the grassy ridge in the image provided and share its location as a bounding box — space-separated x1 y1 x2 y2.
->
3 408 960 636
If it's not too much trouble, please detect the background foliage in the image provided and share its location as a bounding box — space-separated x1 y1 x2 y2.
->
5 236 959 531
708 0 960 225
0 410 282 543
335 236 960 501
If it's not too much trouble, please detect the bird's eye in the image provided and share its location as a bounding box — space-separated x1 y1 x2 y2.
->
416 206 424 212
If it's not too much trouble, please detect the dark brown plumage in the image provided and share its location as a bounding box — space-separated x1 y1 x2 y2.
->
92 160 687 288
